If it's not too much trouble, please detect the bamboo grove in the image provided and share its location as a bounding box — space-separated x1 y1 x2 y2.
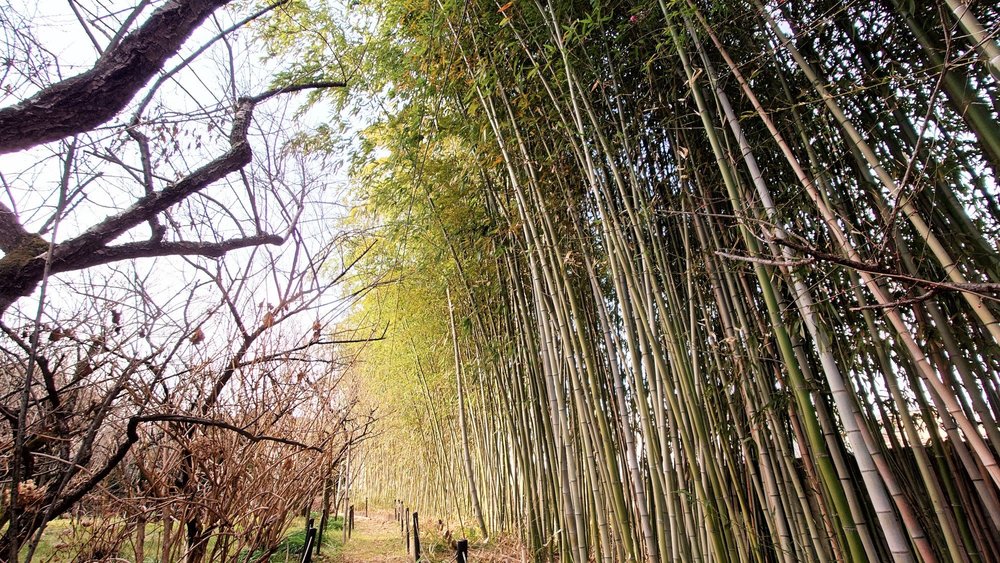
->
314 0 1000 560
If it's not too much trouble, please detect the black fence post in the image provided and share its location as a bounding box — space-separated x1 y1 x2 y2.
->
457 539 469 563
305 516 317 556
405 509 411 553
316 514 324 555
300 525 317 563
413 511 420 562
349 505 355 539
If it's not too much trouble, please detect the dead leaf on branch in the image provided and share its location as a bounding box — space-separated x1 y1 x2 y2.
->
189 327 205 345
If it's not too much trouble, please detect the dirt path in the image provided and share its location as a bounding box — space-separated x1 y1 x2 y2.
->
331 510 411 563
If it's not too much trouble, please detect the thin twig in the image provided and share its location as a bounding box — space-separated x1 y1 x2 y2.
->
850 289 940 311
135 414 319 451
715 250 815 268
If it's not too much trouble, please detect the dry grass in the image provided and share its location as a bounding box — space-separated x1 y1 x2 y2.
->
465 534 528 562
333 511 410 563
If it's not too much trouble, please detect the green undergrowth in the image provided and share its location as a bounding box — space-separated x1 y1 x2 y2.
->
17 514 344 562
242 515 344 562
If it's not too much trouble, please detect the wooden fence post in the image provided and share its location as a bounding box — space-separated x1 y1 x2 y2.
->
405 509 411 553
457 539 469 563
413 512 420 562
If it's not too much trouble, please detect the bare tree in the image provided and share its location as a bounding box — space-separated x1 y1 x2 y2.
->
0 0 361 558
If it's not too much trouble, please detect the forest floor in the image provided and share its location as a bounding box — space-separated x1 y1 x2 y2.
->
326 511 410 563
326 510 523 562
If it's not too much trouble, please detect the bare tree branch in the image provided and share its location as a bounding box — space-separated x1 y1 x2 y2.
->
715 250 816 268
0 98 256 312
132 0 291 120
0 75 348 314
775 238 1000 298
0 0 232 154
82 234 284 266
42 410 318 520
135 413 319 450
248 80 348 103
